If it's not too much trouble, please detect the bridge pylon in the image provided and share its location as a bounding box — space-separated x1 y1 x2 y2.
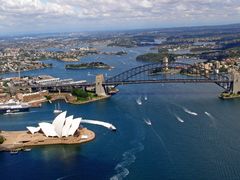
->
163 57 169 71
229 69 240 94
95 74 107 97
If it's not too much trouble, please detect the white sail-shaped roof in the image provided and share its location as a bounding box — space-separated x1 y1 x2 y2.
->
26 111 84 138
27 126 41 134
68 118 81 136
52 111 67 137
62 115 74 137
39 122 58 137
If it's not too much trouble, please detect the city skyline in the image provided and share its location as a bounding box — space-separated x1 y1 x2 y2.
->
0 0 240 35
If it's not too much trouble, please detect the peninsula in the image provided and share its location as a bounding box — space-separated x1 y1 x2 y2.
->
0 128 95 152
0 111 95 152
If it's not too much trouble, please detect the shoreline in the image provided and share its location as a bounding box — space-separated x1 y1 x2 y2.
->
0 127 95 152
219 94 240 100
68 95 111 105
28 93 111 107
0 66 52 76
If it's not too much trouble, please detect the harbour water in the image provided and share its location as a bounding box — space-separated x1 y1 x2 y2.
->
1 46 240 179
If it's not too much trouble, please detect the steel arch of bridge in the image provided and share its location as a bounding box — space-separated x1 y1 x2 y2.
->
104 62 232 90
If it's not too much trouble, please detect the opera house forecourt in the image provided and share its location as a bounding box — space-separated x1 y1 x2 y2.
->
0 111 95 152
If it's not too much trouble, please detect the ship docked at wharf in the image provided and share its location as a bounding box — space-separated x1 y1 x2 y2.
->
0 100 30 114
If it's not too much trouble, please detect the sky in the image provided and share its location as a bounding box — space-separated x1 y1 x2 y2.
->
0 0 240 35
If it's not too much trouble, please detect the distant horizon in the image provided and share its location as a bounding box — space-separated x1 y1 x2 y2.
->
1 22 240 38
1 0 240 37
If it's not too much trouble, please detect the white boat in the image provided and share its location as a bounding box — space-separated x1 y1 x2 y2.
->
144 96 148 101
54 103 62 114
109 124 117 131
144 118 152 125
10 149 19 154
136 96 142 105
23 148 31 152
176 116 184 123
54 109 62 114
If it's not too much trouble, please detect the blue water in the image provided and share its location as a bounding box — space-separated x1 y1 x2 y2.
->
1 46 240 180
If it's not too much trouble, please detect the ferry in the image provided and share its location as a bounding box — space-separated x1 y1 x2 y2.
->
0 99 30 114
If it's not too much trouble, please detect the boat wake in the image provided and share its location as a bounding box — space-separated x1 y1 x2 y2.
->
144 118 152 125
183 107 198 116
151 127 175 166
110 143 144 180
136 96 142 105
204 111 217 128
175 115 184 123
204 111 214 119
56 174 77 180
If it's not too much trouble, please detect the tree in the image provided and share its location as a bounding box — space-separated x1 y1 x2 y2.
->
72 89 88 98
0 135 5 144
45 95 52 100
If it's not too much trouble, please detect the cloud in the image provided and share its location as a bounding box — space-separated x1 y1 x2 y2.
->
0 0 240 34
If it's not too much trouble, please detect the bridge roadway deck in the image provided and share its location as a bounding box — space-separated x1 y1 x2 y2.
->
30 79 232 89
103 79 232 86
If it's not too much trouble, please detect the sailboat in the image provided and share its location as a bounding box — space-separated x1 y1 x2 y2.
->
54 102 62 114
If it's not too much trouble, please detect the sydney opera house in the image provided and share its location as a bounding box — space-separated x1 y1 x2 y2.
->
26 111 81 138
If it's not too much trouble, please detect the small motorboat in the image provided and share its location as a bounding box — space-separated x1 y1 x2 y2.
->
10 149 19 154
109 124 117 131
136 96 142 105
54 109 63 114
23 148 31 152
144 96 148 101
144 118 152 126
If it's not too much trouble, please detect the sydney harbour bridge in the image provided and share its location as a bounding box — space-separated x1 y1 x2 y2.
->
30 60 240 97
